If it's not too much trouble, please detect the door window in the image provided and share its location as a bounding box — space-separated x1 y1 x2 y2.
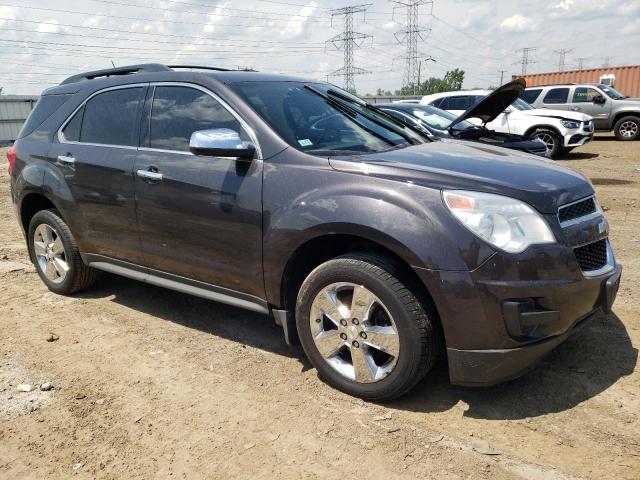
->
520 89 542 104
572 87 601 103
63 87 144 146
446 96 472 110
543 88 569 104
149 86 244 152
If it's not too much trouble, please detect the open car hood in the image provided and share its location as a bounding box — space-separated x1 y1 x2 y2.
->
449 78 525 129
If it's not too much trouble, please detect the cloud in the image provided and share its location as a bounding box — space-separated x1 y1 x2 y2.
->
618 0 640 14
0 5 16 27
36 20 59 34
622 18 640 33
500 14 539 32
281 1 318 39
203 3 228 34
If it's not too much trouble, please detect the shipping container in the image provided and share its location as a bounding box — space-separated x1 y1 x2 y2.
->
514 65 640 98
0 95 38 144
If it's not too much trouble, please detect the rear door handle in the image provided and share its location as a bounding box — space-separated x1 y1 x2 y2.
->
136 169 164 181
57 154 75 164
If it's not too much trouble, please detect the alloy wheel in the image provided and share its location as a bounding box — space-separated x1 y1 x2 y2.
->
309 282 400 383
619 121 638 138
535 132 556 153
33 224 69 284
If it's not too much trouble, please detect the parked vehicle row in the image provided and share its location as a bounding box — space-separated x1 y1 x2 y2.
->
521 83 640 141
420 80 595 158
9 64 621 399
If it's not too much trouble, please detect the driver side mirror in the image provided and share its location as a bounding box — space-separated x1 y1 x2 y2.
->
189 129 256 160
593 94 606 105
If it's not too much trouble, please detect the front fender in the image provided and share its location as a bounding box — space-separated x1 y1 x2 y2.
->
262 152 495 305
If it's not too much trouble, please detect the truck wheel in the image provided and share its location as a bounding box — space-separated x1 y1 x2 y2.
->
295 254 438 400
532 128 562 159
28 209 97 295
614 116 639 140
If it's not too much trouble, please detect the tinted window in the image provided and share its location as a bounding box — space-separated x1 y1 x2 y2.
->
521 89 542 104
62 105 84 142
447 96 472 110
573 87 600 103
80 88 143 146
430 97 444 108
18 94 71 139
543 88 569 104
149 86 243 152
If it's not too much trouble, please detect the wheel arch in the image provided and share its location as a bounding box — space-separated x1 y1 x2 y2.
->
612 111 640 126
524 124 563 138
19 191 62 234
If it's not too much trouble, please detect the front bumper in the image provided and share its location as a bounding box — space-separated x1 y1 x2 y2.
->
563 132 593 147
414 244 622 387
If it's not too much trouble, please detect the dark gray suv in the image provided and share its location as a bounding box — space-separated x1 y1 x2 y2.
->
8 64 622 400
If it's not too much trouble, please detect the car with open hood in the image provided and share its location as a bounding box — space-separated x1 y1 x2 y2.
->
9 64 621 400
376 100 547 157
421 79 595 158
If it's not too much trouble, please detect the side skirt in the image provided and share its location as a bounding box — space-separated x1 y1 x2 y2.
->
82 253 270 315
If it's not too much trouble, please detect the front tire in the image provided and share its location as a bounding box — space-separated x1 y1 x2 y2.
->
614 116 639 141
295 254 438 400
532 128 562 159
28 209 97 295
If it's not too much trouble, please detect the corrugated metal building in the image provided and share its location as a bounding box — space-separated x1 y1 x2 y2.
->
516 65 640 97
0 95 38 144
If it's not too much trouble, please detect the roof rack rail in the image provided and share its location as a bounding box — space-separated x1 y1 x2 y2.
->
60 63 172 85
168 65 232 72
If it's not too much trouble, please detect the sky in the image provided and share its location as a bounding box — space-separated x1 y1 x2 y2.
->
0 0 638 95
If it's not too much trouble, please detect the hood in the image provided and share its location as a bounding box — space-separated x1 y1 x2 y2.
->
329 140 593 213
519 108 591 122
449 79 525 128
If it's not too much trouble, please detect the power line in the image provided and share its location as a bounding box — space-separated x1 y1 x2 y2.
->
325 4 373 93
389 0 433 90
553 48 573 72
577 57 589 70
516 47 536 75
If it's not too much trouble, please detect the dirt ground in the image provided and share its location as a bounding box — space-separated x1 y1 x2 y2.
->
0 134 638 480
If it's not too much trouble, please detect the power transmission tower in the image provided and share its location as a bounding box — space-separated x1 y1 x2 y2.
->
602 56 613 68
516 47 536 75
554 48 573 72
577 57 588 70
326 4 372 93
389 0 433 91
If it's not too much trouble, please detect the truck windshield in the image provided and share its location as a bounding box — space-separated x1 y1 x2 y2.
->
598 85 627 100
230 81 424 156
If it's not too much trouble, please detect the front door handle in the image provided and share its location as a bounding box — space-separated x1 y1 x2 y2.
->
57 154 75 164
136 169 164 181
571 107 580 111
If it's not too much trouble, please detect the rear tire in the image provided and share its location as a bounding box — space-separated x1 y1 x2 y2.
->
27 209 97 295
532 128 562 159
613 116 639 141
295 254 438 400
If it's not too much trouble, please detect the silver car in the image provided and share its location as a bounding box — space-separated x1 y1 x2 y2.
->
522 84 640 140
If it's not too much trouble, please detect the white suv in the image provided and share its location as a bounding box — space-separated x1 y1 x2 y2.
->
421 89 594 158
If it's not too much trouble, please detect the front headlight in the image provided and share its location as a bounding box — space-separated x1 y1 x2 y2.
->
442 190 555 253
560 120 580 129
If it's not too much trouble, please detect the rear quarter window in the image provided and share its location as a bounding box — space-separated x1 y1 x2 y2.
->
521 89 542 104
18 94 72 139
543 88 569 104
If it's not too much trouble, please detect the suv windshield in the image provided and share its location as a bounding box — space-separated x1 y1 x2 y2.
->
231 81 423 155
598 84 627 99
510 98 534 111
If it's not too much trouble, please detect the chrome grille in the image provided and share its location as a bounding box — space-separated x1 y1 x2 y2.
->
558 197 596 223
574 239 608 272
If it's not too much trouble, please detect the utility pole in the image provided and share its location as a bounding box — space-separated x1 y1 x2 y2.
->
553 48 573 72
326 4 372 94
416 56 435 94
516 47 536 75
389 0 433 91
499 69 507 85
577 57 588 70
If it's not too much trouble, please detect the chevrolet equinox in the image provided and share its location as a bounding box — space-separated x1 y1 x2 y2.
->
8 64 622 400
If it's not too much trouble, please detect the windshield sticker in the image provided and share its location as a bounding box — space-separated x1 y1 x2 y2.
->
298 139 313 147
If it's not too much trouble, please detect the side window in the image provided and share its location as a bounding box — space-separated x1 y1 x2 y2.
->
572 87 600 103
520 89 542 104
543 88 569 104
79 87 143 146
447 96 470 110
62 105 84 142
430 97 444 108
149 86 244 152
